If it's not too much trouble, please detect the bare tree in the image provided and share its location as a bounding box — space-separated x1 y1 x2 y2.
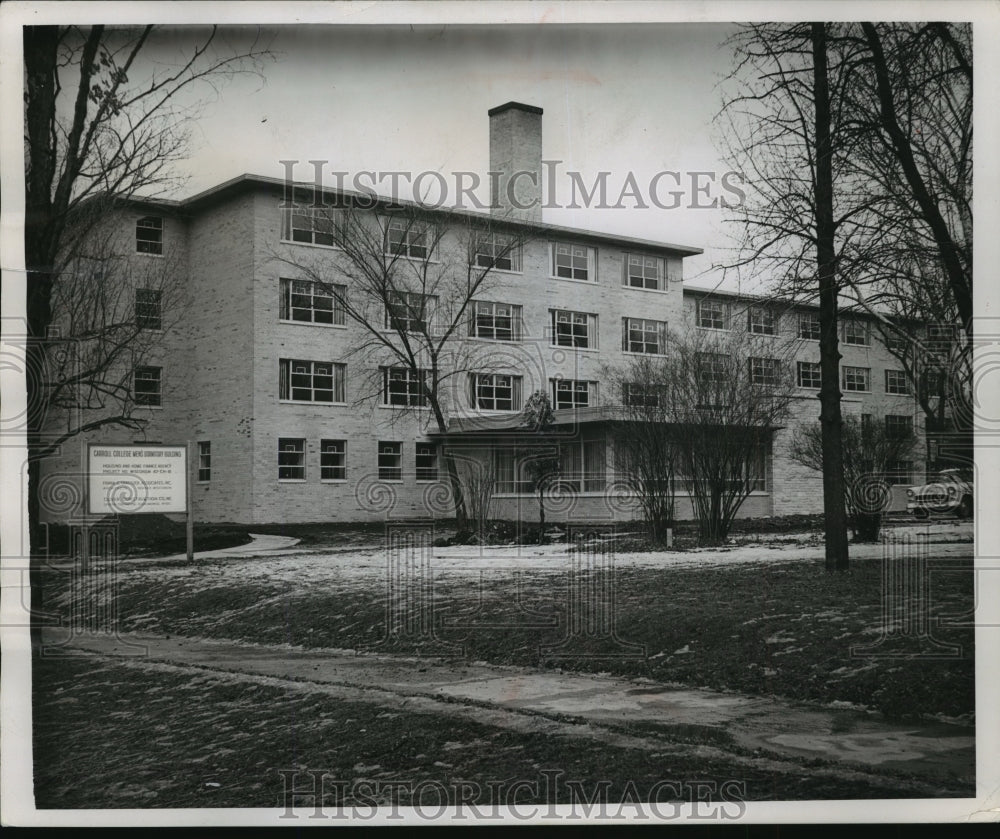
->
519 390 559 542
791 415 918 542
271 197 528 535
455 455 497 541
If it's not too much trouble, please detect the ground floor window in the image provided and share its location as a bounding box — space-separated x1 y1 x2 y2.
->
321 439 346 480
133 366 162 406
886 460 913 485
415 443 438 481
197 441 211 482
278 438 306 480
378 441 403 481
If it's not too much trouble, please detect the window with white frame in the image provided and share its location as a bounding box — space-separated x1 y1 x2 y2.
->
885 369 911 395
493 449 532 494
279 359 346 403
748 306 777 335
556 438 606 493
696 352 730 385
197 441 211 482
320 439 346 480
136 216 163 255
474 233 521 272
382 367 427 407
551 243 596 281
551 309 598 348
378 441 403 481
623 254 663 289
415 443 438 481
280 279 345 325
884 331 911 355
622 317 667 354
470 301 521 341
470 373 522 411
385 291 433 333
797 361 821 388
697 299 729 330
622 382 665 408
133 366 162 406
748 356 779 386
798 313 821 340
551 379 596 410
282 205 341 247
885 414 914 438
747 444 767 492
886 459 913 486
842 318 870 346
278 438 306 480
842 365 871 392
135 288 162 330
386 218 429 259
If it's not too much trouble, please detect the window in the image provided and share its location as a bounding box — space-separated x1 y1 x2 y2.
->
861 413 874 429
623 254 663 289
470 301 522 341
552 243 596 281
133 366 161 406
320 439 346 480
279 279 345 325
885 369 911 395
696 352 729 385
885 415 914 438
279 359 346 403
378 441 402 481
135 289 162 330
386 219 429 259
886 460 913 486
622 317 667 354
798 313 821 341
282 205 341 247
749 356 779 386
197 441 211 482
470 373 522 411
551 379 596 410
278 438 306 480
494 450 532 494
842 319 870 346
697 299 729 330
926 323 957 356
622 382 665 408
136 217 162 255
415 443 438 481
556 438 606 493
885 331 910 355
842 365 871 392
551 310 598 349
747 445 767 492
797 361 821 389
748 306 776 335
382 367 428 407
385 291 433 333
475 233 521 272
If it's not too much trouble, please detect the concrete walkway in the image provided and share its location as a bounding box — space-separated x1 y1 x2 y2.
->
125 533 302 564
46 628 974 793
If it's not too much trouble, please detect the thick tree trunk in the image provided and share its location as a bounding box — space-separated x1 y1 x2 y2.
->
812 22 850 571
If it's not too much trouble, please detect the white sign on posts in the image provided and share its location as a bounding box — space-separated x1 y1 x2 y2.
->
87 444 188 515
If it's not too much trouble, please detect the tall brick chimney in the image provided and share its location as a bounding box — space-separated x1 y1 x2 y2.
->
488 102 543 222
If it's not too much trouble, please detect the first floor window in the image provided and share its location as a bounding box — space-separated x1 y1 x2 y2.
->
385 291 433 333
552 243 596 281
748 306 777 335
697 299 729 330
415 443 438 481
280 359 346 403
135 288 162 330
747 445 767 491
797 361 821 389
885 369 911 395
378 441 402 481
623 317 667 354
798 313 820 340
282 204 341 247
320 439 346 480
552 309 597 348
696 352 730 384
749 356 779 386
842 365 871 392
557 438 606 492
383 367 428 407
278 438 306 480
136 216 163 254
624 254 662 289
885 414 914 438
886 460 913 486
133 366 162 406
197 441 211 482
622 382 664 408
552 379 595 410
280 278 345 325
494 449 531 494
471 301 521 341
475 233 521 271
471 373 522 411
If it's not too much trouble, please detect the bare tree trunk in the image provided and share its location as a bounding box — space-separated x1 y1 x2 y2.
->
812 23 850 571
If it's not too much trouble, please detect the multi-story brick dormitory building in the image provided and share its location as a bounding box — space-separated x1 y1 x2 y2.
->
38 102 928 526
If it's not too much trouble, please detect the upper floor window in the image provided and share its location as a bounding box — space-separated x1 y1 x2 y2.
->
748 306 777 335
133 366 162 406
385 291 434 333
884 331 911 355
885 414 914 438
470 373 522 411
842 318 870 346
382 366 428 407
697 299 729 330
197 441 211 482
136 217 162 255
622 382 666 408
279 359 347 403
841 365 871 392
474 233 521 272
696 352 730 385
623 254 664 290
798 313 821 341
748 356 780 386
797 361 821 389
280 279 346 325
551 309 598 349
622 317 667 355
551 243 596 282
551 378 597 410
282 205 341 247
885 369 911 395
470 301 522 341
135 288 162 330
386 218 429 259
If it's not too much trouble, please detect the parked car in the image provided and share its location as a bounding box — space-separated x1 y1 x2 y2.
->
906 468 974 519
